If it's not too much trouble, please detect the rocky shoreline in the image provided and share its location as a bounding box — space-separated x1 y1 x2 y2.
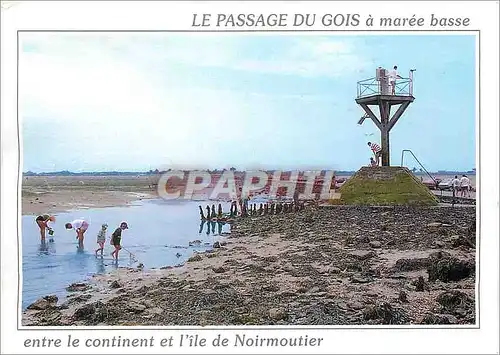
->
23 205 476 326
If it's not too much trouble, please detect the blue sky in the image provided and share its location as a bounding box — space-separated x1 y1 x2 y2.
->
20 33 476 172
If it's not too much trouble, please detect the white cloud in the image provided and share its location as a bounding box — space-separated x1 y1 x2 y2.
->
19 33 370 171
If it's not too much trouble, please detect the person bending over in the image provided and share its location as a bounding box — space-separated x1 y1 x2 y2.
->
65 218 89 244
35 214 55 242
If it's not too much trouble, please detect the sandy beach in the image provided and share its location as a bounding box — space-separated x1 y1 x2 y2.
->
22 175 158 215
23 202 476 326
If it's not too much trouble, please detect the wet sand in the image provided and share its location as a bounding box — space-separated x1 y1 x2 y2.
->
23 204 476 326
22 175 157 215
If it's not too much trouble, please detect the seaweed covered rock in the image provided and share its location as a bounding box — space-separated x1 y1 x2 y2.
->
363 302 408 325
73 301 120 325
421 313 458 324
187 254 203 263
427 256 474 282
436 290 472 312
27 295 58 310
394 257 430 272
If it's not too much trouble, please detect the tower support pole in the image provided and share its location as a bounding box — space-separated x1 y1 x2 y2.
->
379 100 391 166
356 94 414 168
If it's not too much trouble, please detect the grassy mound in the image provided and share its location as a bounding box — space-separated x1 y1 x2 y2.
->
338 167 438 206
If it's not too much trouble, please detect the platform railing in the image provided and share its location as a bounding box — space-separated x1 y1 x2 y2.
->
400 149 437 186
357 77 413 99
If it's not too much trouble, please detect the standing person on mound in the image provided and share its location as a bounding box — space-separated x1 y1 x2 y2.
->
111 221 128 261
65 219 89 244
35 214 55 242
367 142 382 165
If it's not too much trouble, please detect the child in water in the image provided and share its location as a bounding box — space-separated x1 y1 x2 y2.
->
110 221 128 261
95 223 108 256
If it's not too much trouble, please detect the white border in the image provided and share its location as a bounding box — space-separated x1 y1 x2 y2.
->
1 1 499 354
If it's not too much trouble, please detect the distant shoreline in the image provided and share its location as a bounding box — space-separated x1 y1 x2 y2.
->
22 170 476 177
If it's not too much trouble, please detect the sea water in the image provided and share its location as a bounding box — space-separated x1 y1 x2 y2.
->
21 199 231 310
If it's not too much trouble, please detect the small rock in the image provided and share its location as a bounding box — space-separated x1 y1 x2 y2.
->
212 266 227 274
369 241 382 249
329 267 341 274
436 290 472 312
39 310 62 324
414 276 427 291
147 307 163 315
357 235 370 243
454 307 468 318
202 289 217 295
66 283 91 292
262 284 280 292
110 280 122 289
308 287 321 294
263 255 279 263
27 295 58 310
187 254 202 262
73 303 98 320
336 302 349 310
213 241 221 249
422 313 458 324
351 274 371 284
127 302 146 313
350 250 376 260
363 302 408 324
296 287 307 293
398 290 409 303
434 241 446 248
348 301 364 310
269 308 287 321
63 294 91 306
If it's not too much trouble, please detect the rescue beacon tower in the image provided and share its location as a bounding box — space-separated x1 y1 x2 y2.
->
356 67 415 166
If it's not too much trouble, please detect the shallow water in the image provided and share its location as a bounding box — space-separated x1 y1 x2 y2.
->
21 199 231 310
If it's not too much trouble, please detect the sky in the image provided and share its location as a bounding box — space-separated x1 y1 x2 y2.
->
20 33 476 172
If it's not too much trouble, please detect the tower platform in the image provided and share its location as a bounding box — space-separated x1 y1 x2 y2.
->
355 94 415 106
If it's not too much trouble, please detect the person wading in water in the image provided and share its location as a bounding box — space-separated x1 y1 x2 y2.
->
65 218 89 245
35 214 55 242
111 221 128 261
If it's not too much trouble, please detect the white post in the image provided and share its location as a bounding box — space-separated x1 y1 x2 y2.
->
409 69 416 96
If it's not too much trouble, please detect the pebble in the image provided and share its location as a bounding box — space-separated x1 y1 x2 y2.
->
269 308 287 321
127 302 146 313
66 283 91 292
110 280 122 289
348 301 364 310
329 267 342 274
350 250 376 260
351 274 371 284
212 266 227 274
